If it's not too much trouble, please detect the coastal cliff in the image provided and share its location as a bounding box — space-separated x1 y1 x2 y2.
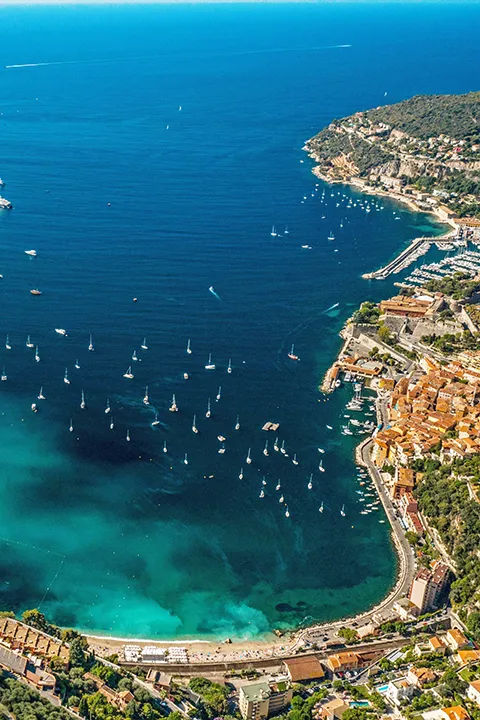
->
305 91 480 219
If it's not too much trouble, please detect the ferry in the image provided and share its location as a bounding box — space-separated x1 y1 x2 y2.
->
287 344 300 361
25 249 37 257
55 328 67 336
205 353 216 370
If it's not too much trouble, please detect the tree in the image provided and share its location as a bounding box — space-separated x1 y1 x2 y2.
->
377 323 391 344
70 637 87 668
338 627 358 643
440 669 467 698
0 611 15 619
341 709 369 720
68 695 81 708
467 611 480 639
78 695 89 718
21 608 49 632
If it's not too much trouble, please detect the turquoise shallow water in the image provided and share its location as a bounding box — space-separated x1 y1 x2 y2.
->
0 3 478 640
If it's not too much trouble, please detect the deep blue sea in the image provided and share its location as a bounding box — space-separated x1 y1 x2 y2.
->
0 3 478 640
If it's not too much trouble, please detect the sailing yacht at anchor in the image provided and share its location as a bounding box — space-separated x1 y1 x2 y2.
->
88 334 94 351
80 390 86 409
64 368 70 385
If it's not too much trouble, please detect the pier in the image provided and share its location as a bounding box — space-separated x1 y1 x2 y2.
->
362 237 431 280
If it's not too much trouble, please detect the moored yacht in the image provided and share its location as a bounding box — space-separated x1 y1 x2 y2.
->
318 459 325 473
340 504 346 517
285 506 290 518
26 335 34 348
274 437 279 451
327 231 335 241
105 399 111 414
319 501 324 513
308 474 313 490
1 367 6 381
152 413 160 427
38 386 45 400
126 429 131 442
239 468 244 480
292 453 299 466
163 441 168 453
280 440 286 454
227 359 232 374
88 334 94 351
186 338 192 355
55 328 67 336
75 359 81 369
205 398 211 418
216 386 222 401
263 440 269 457
5 335 11 350
287 344 300 361
205 353 215 370
80 390 86 409
270 225 277 237
234 414 240 430
35 346 40 362
64 368 70 385
246 448 252 464
69 419 74 432
169 394 178 412
141 337 148 350
109 418 114 430
183 453 189 465
192 414 198 434
123 366 134 379
143 386 149 405
132 350 138 362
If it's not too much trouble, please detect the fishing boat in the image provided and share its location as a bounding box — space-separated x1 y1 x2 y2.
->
163 441 168 453
169 394 178 412
80 390 86 409
64 368 70 385
141 337 148 350
183 453 188 465
26 335 34 348
55 328 67 336
31 403 38 412
327 231 335 241
239 468 244 480
25 249 37 257
246 448 252 465
234 415 240 431
270 225 277 237
88 334 94 352
1 368 6 381
287 344 300 361
5 335 11 350
126 429 131 442
285 506 290 518
263 441 269 457
69 419 73 432
318 460 325 473
227 359 232 374
123 366 134 379
205 353 215 370
30 289 42 296
292 453 299 466
340 504 346 517
38 386 45 400
132 350 138 362
152 413 160 427
280 440 286 455
35 346 40 362
274 437 279 451
105 399 111 414
75 359 81 369
319 502 324 513
143 386 149 405
192 415 198 434
205 398 211 418
186 338 192 355
216 386 222 402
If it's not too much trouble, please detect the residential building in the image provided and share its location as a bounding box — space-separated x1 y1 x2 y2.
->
428 636 447 654
239 681 292 720
0 645 56 694
327 651 359 674
467 681 480 706
409 562 449 613
457 649 480 665
446 629 470 651
385 677 415 706
320 699 349 720
407 667 436 687
423 708 470 720
282 656 325 682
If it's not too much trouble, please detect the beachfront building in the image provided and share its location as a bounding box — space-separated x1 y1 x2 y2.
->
327 651 359 675
282 656 325 683
409 562 449 614
239 681 292 720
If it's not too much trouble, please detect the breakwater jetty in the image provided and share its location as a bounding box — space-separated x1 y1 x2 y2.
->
362 237 432 280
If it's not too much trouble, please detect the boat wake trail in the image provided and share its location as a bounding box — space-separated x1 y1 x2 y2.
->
323 302 340 313
209 285 221 301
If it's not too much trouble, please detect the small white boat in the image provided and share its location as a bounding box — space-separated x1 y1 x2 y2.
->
327 231 335 241
285 506 290 518
123 366 134 379
279 494 284 503
246 448 252 465
287 344 300 361
31 403 38 412
284 226 289 234
163 441 168 453
5 335 11 350
126 429 131 442
274 437 279 451
192 414 198 434
26 335 34 348
292 453 299 466
143 386 149 405
109 418 114 430
216 386 222 402
55 328 67 336
64 368 70 385
259 489 265 499
68 419 74 433
276 480 281 491
227 359 232 374
318 460 325 473
270 225 277 237
218 445 225 454
105 399 111 414
183 453 188 465
186 338 192 355
35 346 40 362
280 440 286 455
25 249 37 257
217 435 226 442
183 372 189 380
318 447 325 454
239 468 244 480
205 353 216 370
169 394 178 412
80 390 86 409
326 424 333 430
205 398 211 418
308 474 313 490
75 359 81 369
132 350 138 362
340 504 346 517
234 414 240 431
1 368 7 381
141 337 148 350
263 440 269 457
38 386 45 400
152 413 160 427
319 501 324 513
88 334 94 352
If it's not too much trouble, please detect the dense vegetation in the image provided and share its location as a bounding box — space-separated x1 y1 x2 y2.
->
423 272 480 300
0 674 70 720
367 92 480 141
421 329 480 355
188 677 230 718
412 455 480 630
306 125 393 176
353 301 381 324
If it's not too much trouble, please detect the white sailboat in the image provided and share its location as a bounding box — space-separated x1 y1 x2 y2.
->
141 337 148 350
169 394 178 412
38 386 45 400
183 453 188 465
26 335 34 348
206 398 211 418
319 501 324 513
132 350 138 362
216 386 222 402
35 346 40 362
239 468 244 480
126 429 131 442
274 437 279 451
152 413 160 427
143 386 149 405
308 474 313 490
205 353 215 370
292 453 299 466
69 419 73 432
75 359 81 369
110 418 114 430
64 368 70 385
163 441 168 453
263 440 269 457
5 335 11 350
227 359 232 374
1 368 6 381
192 414 198 434
234 414 240 431
88 334 94 351
186 338 192 355
318 459 325 473
80 390 86 409
340 504 346 517
246 448 252 465
105 399 111 414
123 366 134 379
270 225 277 237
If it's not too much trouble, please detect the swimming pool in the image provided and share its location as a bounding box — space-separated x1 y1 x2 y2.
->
350 701 371 708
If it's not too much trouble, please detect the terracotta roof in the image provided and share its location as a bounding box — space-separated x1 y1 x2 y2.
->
283 656 325 681
442 706 470 720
